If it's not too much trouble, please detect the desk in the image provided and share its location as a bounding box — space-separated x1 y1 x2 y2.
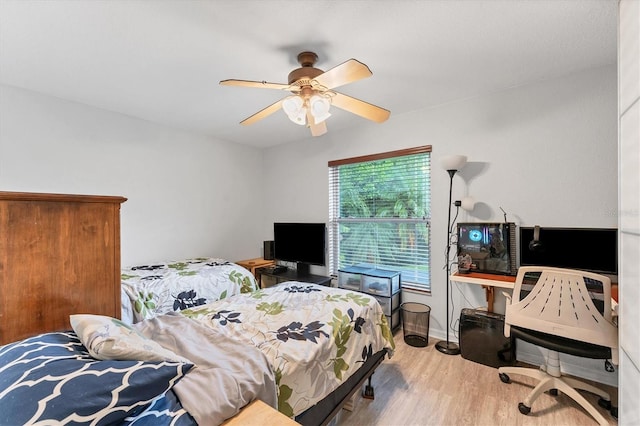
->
451 271 619 313
450 272 516 313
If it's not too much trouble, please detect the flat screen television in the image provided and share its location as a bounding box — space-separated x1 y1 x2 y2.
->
519 227 618 276
274 222 326 273
457 222 517 275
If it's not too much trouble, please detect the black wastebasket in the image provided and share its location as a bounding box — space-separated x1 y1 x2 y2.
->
401 302 430 347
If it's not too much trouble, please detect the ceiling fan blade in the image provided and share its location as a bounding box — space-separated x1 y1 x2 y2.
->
240 98 284 126
313 59 372 90
331 92 390 123
306 110 327 137
220 79 293 91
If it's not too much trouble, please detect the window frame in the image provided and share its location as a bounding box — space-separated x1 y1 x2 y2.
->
328 145 432 291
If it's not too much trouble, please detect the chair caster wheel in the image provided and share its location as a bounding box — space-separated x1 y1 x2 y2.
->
549 388 558 396
518 403 531 415
598 398 612 411
499 373 510 383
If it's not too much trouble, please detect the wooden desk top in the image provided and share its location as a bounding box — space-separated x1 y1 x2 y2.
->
452 271 618 299
451 271 619 312
450 271 516 289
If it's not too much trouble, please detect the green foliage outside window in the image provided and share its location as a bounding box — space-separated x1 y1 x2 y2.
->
330 151 431 287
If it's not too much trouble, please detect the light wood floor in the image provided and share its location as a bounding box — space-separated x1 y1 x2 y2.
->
339 333 618 426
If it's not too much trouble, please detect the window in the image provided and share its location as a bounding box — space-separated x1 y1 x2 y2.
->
328 146 432 290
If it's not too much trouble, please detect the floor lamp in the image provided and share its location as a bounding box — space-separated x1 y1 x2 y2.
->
435 154 467 355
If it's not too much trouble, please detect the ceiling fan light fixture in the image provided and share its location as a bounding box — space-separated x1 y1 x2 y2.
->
310 95 331 124
282 96 307 125
282 95 303 115
222 51 389 135
290 107 307 125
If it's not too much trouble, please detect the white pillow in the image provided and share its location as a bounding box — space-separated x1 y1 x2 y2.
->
70 314 191 363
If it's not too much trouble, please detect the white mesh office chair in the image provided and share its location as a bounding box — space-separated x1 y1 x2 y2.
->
498 266 618 425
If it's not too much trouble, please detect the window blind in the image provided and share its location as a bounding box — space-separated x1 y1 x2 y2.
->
328 146 432 290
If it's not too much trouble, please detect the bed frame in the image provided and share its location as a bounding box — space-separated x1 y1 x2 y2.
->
295 349 387 426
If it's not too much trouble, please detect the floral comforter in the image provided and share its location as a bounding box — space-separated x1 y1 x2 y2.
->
0 283 395 426
181 282 395 418
121 258 258 323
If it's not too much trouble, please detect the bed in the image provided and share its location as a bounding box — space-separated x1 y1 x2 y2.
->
0 282 395 426
120 257 259 324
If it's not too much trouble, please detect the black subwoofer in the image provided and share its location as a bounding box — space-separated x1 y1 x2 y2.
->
263 240 274 260
459 308 515 368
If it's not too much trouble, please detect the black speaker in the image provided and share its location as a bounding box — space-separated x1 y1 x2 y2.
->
459 308 515 368
263 240 274 260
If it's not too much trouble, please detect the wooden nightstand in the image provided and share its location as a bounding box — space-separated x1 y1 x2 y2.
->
221 400 299 425
236 257 275 280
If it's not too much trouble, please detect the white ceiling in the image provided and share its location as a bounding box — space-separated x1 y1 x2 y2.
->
0 0 617 148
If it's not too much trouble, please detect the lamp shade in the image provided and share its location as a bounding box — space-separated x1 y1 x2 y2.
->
282 96 303 115
460 197 476 211
282 96 307 125
291 108 307 125
440 155 468 172
310 95 331 124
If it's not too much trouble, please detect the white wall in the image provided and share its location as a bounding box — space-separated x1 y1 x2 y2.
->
261 64 618 384
0 84 264 266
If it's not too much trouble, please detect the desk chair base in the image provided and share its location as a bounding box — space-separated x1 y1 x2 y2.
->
498 362 612 426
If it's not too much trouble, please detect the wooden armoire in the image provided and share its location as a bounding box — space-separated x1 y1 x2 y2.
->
0 191 127 345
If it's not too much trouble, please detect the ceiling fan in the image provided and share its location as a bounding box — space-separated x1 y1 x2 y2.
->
220 51 390 137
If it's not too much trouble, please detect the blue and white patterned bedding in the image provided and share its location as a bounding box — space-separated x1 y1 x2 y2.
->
0 332 193 426
122 390 195 425
121 257 258 323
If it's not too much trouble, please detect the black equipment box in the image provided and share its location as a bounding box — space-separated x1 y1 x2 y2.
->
459 308 516 368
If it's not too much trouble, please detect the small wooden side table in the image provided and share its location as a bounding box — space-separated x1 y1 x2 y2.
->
236 257 275 283
221 400 299 425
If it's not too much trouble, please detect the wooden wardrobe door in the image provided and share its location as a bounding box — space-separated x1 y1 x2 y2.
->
0 192 126 345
